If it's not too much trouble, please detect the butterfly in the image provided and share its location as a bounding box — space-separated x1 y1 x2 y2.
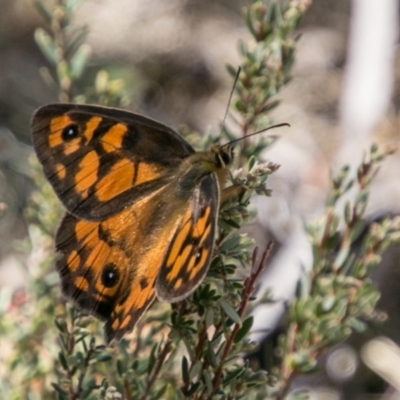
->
31 103 236 344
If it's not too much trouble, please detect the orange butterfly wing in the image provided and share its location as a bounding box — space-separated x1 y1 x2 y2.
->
156 175 218 302
55 174 218 343
31 104 194 219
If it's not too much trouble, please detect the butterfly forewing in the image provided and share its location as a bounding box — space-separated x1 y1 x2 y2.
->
32 104 194 220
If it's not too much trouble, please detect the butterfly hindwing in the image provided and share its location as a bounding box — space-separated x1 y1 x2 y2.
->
32 103 194 220
156 174 219 301
55 179 212 343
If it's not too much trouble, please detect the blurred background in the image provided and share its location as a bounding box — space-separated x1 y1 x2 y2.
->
1 0 400 398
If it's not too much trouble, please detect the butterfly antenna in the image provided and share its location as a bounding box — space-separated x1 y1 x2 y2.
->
222 123 290 147
220 66 242 136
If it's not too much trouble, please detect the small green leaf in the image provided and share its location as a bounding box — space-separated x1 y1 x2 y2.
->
248 155 256 171
34 28 57 64
66 27 89 56
349 220 367 242
203 369 213 394
222 367 244 385
51 382 68 395
320 296 335 313
33 1 53 23
354 191 369 217
347 317 367 333
332 246 350 272
205 308 214 328
296 270 311 298
226 63 238 78
344 200 354 225
95 70 109 93
259 99 280 113
189 360 203 380
96 353 112 363
58 351 68 371
265 2 276 24
219 299 242 325
219 235 241 252
218 218 241 231
152 385 168 400
70 44 91 79
234 316 254 343
207 339 217 368
54 317 68 333
116 359 124 376
186 382 201 397
181 356 189 383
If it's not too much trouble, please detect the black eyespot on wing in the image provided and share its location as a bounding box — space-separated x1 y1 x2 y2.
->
139 277 149 289
101 263 120 288
62 124 80 141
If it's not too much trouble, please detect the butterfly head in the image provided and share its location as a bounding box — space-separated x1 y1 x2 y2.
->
212 143 235 169
207 122 290 182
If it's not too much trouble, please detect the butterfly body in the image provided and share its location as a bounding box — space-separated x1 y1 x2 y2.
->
32 103 234 343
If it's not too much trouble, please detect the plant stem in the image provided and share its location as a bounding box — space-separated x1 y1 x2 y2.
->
139 339 173 400
206 243 274 400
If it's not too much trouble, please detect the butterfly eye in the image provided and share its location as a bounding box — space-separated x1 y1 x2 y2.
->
217 147 233 167
220 151 231 165
62 124 80 141
101 263 120 288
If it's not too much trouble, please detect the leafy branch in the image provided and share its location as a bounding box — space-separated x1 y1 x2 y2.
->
274 144 400 399
206 244 274 399
34 0 90 101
